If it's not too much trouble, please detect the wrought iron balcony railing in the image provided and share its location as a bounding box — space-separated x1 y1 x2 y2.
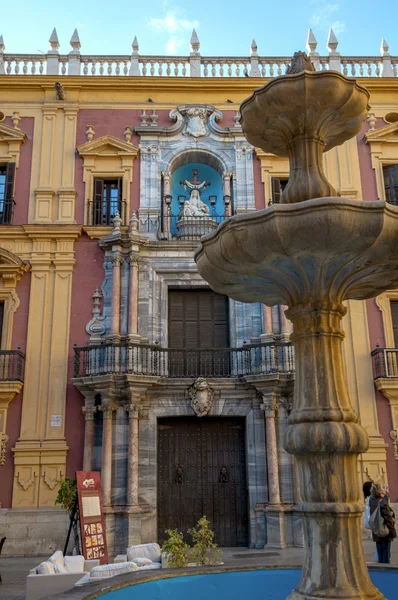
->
0 350 25 382
371 347 398 379
73 342 295 379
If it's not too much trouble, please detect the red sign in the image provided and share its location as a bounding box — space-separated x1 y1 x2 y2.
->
76 471 108 565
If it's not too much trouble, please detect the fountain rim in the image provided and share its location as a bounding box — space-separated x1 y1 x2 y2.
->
194 197 394 262
239 68 371 119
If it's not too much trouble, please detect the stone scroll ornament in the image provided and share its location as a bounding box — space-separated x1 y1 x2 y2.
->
189 377 214 417
195 51 397 600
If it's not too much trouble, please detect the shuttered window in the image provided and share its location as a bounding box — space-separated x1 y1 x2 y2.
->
383 165 398 206
168 290 229 349
391 301 398 347
0 302 4 345
92 178 123 225
0 163 16 224
270 177 288 206
168 290 230 377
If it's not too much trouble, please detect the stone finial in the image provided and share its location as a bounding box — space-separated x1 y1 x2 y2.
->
92 287 102 316
132 36 139 55
286 51 315 74
49 28 60 52
190 29 200 54
327 28 339 53
11 111 21 129
129 211 139 233
380 38 389 56
140 110 148 125
0 35 4 52
367 112 376 130
124 126 133 143
150 110 158 126
251 39 258 56
86 125 95 141
113 211 122 234
234 110 241 127
70 28 81 53
306 28 317 54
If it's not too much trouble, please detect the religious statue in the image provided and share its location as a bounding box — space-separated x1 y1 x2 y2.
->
180 169 211 217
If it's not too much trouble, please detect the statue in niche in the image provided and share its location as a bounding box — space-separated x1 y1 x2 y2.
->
180 169 211 217
185 107 207 137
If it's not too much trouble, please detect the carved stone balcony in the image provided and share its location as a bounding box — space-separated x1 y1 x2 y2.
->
73 341 294 379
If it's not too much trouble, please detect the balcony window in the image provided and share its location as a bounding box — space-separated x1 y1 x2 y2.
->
91 178 124 226
383 165 398 206
270 177 288 205
0 163 15 225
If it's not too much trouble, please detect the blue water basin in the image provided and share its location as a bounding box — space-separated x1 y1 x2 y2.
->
100 568 396 600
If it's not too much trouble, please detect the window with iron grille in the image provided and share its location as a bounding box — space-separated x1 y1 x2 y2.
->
0 163 16 225
92 178 123 226
270 177 288 205
383 165 398 206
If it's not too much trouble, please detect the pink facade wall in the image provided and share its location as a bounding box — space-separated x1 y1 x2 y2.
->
4 117 34 225
1 272 31 507
65 234 105 476
358 121 398 500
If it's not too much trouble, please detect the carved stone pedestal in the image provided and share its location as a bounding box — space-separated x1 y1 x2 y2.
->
176 216 218 240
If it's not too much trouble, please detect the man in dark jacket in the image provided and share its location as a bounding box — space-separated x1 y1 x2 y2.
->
369 483 396 563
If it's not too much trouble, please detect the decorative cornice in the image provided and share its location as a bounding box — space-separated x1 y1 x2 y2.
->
0 122 27 143
365 121 398 143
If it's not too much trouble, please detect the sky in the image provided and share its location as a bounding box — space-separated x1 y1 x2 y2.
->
0 0 396 58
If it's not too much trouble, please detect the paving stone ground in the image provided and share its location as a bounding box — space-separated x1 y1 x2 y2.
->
0 540 397 600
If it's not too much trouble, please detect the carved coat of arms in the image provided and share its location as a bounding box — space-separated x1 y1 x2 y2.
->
189 377 214 417
185 107 207 138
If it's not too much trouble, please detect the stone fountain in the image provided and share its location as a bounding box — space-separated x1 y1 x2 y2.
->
195 53 398 600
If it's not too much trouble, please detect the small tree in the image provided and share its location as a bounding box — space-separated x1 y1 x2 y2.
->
55 477 77 514
188 516 221 566
55 477 80 554
161 529 190 568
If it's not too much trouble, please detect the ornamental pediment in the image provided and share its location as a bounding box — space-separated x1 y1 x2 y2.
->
365 122 398 144
77 135 139 157
0 123 27 143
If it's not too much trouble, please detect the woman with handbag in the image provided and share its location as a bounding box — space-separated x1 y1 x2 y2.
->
369 483 396 563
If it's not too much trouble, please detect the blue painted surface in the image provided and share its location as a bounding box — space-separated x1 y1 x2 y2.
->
170 162 223 219
101 569 397 600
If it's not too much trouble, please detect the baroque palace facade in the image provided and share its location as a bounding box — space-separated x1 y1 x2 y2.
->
1 28 398 557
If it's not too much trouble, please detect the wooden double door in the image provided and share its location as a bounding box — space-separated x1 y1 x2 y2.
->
157 417 249 547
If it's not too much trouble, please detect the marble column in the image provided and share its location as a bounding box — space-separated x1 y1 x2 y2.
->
162 171 171 235
262 393 281 504
125 403 139 507
110 255 122 336
223 171 232 216
279 305 292 340
128 255 139 340
99 400 117 506
82 405 97 472
261 304 273 339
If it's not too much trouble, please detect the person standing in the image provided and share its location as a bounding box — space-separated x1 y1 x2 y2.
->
369 483 396 564
362 481 373 535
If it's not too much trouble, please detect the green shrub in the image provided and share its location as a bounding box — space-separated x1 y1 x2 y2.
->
55 477 77 514
161 529 190 568
188 516 222 565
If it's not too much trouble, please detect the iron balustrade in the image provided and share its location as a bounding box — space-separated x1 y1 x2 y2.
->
371 347 398 378
86 200 127 227
0 350 25 381
73 342 295 379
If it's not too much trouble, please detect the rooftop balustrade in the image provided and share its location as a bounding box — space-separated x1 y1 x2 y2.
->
73 341 295 379
0 29 396 78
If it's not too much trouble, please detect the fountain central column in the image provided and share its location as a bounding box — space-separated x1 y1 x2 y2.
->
284 302 380 600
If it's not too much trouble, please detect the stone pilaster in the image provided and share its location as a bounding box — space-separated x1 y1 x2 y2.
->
57 107 78 223
261 393 281 505
110 255 122 337
127 255 139 342
34 107 57 223
82 404 97 472
98 400 117 507
125 403 139 507
260 304 273 342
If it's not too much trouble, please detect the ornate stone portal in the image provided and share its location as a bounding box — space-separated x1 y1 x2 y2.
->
195 53 398 600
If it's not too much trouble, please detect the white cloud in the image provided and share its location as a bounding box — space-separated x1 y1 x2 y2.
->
309 1 345 34
147 9 199 55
